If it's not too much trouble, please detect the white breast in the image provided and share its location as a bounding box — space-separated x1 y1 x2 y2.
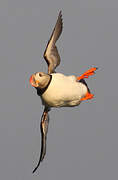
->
42 73 87 107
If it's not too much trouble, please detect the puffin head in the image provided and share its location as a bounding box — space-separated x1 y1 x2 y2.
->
29 72 51 89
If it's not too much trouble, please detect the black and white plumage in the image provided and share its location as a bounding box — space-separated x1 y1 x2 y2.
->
29 11 97 173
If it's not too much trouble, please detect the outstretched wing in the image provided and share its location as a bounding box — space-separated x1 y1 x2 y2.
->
32 108 49 173
44 11 63 74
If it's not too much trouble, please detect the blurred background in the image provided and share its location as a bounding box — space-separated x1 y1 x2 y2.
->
0 0 118 179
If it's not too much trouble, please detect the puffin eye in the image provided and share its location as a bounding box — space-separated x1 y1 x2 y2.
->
39 73 42 77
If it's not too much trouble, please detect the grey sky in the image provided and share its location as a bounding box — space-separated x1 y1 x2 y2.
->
0 0 118 180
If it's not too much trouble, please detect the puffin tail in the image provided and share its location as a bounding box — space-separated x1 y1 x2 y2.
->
79 79 90 93
77 67 98 101
79 79 94 101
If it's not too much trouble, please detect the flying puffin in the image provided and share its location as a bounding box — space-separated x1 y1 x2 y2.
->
29 11 97 173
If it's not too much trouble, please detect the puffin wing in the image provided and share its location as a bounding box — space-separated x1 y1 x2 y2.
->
43 11 63 74
33 108 49 173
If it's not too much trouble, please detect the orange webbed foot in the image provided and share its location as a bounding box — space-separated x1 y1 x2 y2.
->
80 92 94 101
77 67 98 81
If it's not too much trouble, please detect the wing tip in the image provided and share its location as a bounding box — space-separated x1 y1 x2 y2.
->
58 10 63 25
59 10 62 16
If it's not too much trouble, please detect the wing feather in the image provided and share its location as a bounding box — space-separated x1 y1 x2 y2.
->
32 108 49 173
44 11 63 74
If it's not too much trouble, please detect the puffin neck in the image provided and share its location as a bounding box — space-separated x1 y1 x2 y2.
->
36 75 52 96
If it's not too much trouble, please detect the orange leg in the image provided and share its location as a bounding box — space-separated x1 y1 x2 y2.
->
77 67 98 81
80 92 94 101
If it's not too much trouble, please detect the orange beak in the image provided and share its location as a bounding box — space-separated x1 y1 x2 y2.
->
29 75 39 87
29 75 34 87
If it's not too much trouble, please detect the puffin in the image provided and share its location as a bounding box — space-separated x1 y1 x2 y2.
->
29 11 97 173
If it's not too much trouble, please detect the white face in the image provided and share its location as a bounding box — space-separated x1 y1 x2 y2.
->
35 72 46 82
29 72 50 88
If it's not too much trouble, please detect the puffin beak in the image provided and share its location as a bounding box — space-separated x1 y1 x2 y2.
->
29 75 39 87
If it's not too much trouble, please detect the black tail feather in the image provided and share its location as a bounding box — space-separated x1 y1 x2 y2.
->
79 79 90 93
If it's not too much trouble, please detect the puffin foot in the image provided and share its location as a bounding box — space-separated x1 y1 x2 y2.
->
80 92 94 101
77 67 98 81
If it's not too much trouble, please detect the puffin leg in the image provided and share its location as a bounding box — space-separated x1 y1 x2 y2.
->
77 67 98 81
80 92 94 101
